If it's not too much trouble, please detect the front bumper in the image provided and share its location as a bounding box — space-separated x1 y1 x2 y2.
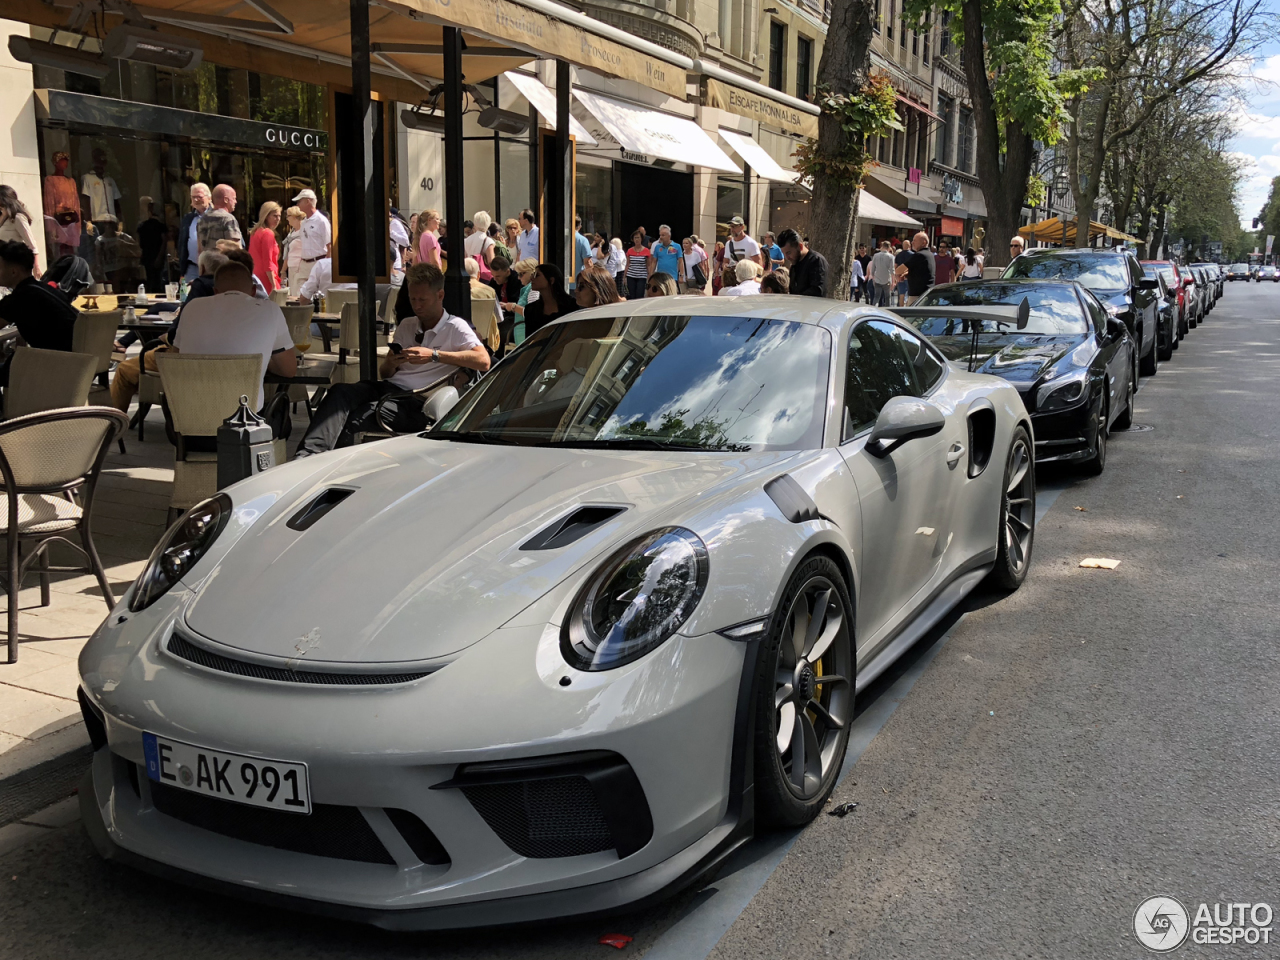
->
1029 401 1096 463
78 609 747 927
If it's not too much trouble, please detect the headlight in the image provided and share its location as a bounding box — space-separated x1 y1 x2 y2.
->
130 494 232 612
1036 369 1089 413
561 527 708 671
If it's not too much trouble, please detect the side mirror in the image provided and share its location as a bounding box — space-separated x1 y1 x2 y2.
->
423 386 460 425
1182 277 1194 288
866 397 945 458
1138 277 1158 290
1106 316 1127 342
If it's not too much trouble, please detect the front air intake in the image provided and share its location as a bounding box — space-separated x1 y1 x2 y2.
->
520 505 626 550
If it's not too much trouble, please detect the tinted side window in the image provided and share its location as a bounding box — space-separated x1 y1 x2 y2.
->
894 325 945 393
1081 290 1107 338
844 320 918 439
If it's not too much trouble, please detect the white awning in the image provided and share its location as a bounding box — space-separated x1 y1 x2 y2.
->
717 128 798 183
856 189 923 228
572 88 740 173
503 71 597 146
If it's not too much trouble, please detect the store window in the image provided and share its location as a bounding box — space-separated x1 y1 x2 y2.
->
796 36 813 101
576 162 613 242
769 22 787 91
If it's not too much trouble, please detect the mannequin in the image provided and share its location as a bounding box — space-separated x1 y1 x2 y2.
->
81 148 122 228
43 151 82 258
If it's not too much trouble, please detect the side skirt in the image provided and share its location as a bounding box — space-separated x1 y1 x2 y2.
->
855 556 994 694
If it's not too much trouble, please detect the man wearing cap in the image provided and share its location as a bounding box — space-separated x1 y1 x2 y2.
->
724 217 763 268
293 188 332 290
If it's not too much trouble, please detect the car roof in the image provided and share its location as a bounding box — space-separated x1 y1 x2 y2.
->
1021 247 1126 257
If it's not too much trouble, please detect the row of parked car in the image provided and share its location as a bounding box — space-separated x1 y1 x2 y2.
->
1226 262 1279 281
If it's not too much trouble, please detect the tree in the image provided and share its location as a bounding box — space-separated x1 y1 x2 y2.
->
903 0 1090 269
1258 176 1280 245
796 0 901 298
1061 0 1262 248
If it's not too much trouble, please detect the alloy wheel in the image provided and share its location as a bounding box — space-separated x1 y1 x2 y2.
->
1003 437 1034 576
773 577 853 800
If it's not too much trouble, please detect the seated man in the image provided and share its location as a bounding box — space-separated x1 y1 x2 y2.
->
0 240 77 387
110 250 229 411
294 263 489 458
295 255 354 304
171 259 296 411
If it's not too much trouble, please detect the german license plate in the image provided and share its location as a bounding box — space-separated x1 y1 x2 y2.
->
142 732 311 814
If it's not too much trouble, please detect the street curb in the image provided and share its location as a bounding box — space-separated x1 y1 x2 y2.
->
0 743 93 831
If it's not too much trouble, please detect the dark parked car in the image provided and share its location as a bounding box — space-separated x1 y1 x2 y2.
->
897 279 1137 475
1142 260 1187 340
1142 268 1178 360
1004 248 1160 376
1226 263 1250 281
1190 265 1213 318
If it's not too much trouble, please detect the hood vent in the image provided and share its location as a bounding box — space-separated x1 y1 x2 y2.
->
287 487 356 531
521 505 626 551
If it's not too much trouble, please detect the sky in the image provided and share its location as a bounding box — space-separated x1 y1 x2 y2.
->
1231 38 1280 231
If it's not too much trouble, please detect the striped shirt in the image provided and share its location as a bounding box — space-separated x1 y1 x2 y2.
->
626 246 652 279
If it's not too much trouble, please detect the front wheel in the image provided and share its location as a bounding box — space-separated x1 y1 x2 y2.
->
1140 327 1159 376
988 426 1035 590
1079 399 1108 476
753 556 855 828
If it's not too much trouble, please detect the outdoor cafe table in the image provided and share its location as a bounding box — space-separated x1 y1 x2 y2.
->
265 356 336 417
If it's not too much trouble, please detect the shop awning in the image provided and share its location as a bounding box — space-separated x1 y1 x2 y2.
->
895 93 942 122
856 189 923 229
717 128 798 183
503 72 596 146
1019 216 1138 245
572 89 739 173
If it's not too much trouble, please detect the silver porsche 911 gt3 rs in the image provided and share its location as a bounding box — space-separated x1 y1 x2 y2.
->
78 295 1035 929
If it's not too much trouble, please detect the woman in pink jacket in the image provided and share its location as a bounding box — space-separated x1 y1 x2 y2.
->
248 201 282 293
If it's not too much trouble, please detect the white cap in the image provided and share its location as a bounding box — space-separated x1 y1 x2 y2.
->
292 188 317 202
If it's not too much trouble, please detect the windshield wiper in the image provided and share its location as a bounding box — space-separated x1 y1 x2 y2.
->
541 437 706 451
421 429 519 445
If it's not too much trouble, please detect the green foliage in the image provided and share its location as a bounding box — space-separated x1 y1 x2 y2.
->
1259 176 1280 243
1025 172 1048 208
794 74 904 188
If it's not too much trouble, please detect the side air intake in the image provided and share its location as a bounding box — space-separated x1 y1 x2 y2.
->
287 487 355 531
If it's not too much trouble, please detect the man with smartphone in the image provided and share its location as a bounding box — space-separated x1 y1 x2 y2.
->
294 263 489 457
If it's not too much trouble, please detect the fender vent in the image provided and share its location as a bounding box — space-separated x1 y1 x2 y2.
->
764 474 820 523
967 405 997 479
287 487 355 531
521 505 625 550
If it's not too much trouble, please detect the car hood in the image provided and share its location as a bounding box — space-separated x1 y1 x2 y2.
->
183 438 796 665
928 333 1082 385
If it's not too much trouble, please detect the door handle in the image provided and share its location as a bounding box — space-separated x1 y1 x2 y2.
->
946 442 965 466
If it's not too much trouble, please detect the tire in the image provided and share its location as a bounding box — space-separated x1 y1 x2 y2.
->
1113 370 1136 430
1079 399 1108 476
1157 316 1174 361
1139 325 1158 376
753 555 855 829
988 426 1035 590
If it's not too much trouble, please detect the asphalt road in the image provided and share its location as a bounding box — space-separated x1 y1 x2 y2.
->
4 281 1278 959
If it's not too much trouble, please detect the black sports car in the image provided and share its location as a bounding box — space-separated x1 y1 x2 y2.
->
896 279 1136 474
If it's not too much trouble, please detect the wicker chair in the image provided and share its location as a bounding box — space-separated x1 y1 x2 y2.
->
0 406 129 663
71 309 122 390
4 347 97 420
155 353 273 520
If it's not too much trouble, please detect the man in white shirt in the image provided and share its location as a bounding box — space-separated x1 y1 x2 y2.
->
724 217 763 267
180 183 210 281
171 260 296 410
516 208 540 262
717 258 762 296
81 149 122 226
293 188 332 289
294 262 490 457
869 241 896 306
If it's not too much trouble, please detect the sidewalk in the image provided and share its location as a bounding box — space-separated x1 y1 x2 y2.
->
0 393 322 783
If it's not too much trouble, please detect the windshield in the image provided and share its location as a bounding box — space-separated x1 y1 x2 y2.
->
1003 253 1130 291
911 283 1089 336
1231 264 1249 271
1153 265 1178 286
434 314 831 451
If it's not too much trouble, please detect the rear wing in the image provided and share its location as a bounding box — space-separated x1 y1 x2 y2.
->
890 298 1030 330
